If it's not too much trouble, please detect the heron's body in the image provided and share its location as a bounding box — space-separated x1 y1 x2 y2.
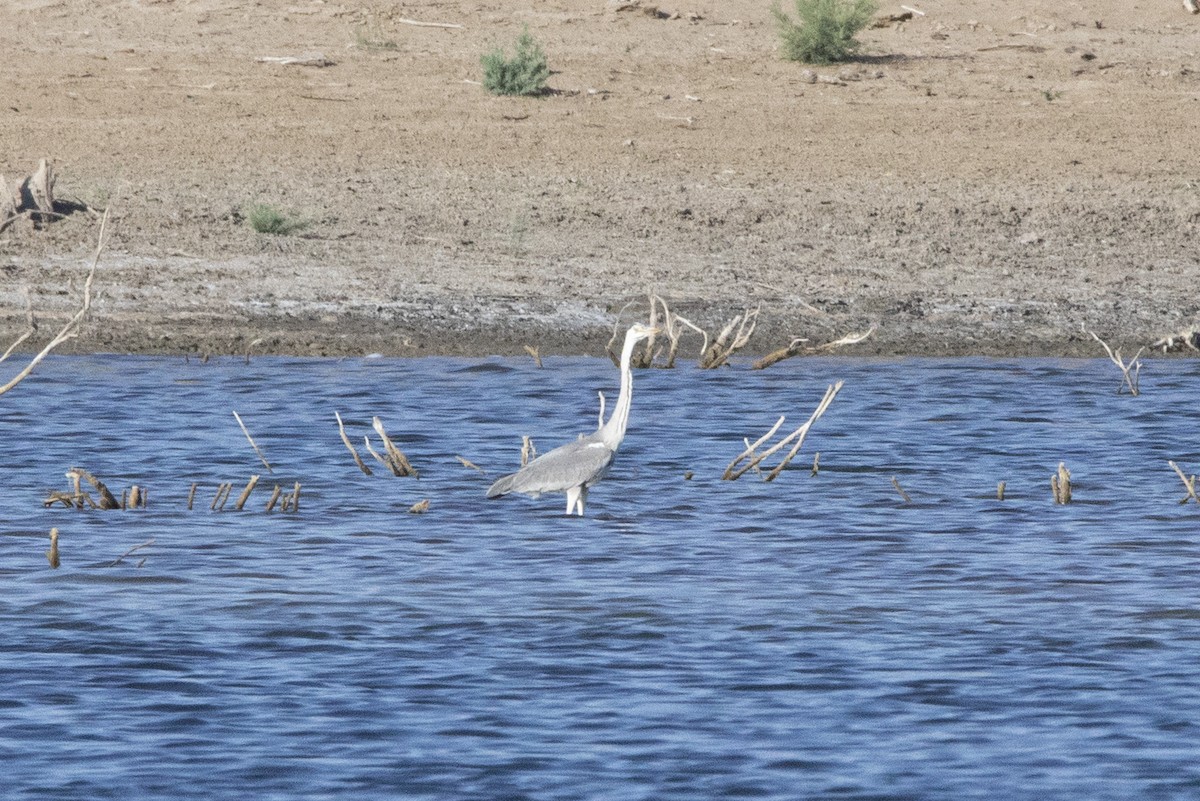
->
487 324 655 515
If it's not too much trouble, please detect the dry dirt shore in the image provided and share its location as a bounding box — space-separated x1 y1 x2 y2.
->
2 0 1198 359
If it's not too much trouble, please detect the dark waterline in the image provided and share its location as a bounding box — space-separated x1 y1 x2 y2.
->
2 354 1199 800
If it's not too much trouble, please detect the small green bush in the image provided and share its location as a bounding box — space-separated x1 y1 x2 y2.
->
245 203 306 235
481 28 550 96
772 0 879 64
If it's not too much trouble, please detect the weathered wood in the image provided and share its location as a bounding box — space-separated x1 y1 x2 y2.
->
335 411 373 475
234 475 260 510
373 416 417 476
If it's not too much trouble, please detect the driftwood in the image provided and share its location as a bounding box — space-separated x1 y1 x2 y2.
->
1051 462 1072 504
700 307 759 369
891 477 912 503
408 499 430 514
65 467 121 509
109 538 155 567
1151 328 1200 353
335 411 373 475
0 209 106 397
234 475 260 510
233 411 273 472
723 381 844 481
372 416 417 476
1168 460 1199 504
47 528 60 569
0 158 58 231
1082 325 1143 395
753 325 878 369
456 456 483 472
398 16 463 28
211 482 233 510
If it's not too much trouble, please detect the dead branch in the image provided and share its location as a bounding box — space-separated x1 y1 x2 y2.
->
753 325 877 369
723 381 844 481
1151 328 1200 353
700 306 759 369
891 476 912 503
456 456 483 472
1168 460 1199 504
233 411 273 472
0 291 36 364
372 416 418 476
408 499 430 514
284 482 301 512
211 482 233 510
1052 462 1072 504
109 538 155 567
649 295 709 368
630 294 661 368
47 527 60 569
0 159 57 230
234 475 260 510
398 17 463 28
363 436 388 468
1082 325 1144 395
0 209 106 397
605 300 640 366
521 435 537 466
335 411 373 475
65 467 121 509
265 484 283 512
524 345 543 368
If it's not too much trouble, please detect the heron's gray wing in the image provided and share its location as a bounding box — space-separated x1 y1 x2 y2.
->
487 438 615 498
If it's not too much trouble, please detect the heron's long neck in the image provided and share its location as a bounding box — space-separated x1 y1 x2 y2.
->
598 334 638 450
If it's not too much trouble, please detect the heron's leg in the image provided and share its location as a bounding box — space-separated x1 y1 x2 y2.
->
565 486 581 515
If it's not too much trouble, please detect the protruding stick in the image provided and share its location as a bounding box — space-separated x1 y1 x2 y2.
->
233 411 273 472
187 482 198 510
212 482 232 511
372 417 417 477
1052 462 1072 504
997 481 1006 501
1168 460 1199 504
109 538 155 567
335 411 373 475
234 475 260 510
47 528 60 569
265 484 282 512
891 477 912 503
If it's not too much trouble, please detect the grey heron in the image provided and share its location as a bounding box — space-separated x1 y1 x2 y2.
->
486 323 657 515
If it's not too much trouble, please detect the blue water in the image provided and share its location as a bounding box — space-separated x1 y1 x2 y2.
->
2 354 1199 800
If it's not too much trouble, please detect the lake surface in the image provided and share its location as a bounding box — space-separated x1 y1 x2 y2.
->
2 354 1199 800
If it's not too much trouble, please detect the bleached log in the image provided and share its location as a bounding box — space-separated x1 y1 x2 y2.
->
0 209 106 396
372 416 417 476
723 381 843 481
335 411 373 475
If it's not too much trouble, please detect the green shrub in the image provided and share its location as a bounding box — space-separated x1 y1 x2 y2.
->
245 203 306 235
481 28 550 96
772 0 879 64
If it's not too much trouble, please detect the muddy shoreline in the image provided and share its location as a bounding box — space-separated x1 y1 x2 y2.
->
2 1 1197 360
